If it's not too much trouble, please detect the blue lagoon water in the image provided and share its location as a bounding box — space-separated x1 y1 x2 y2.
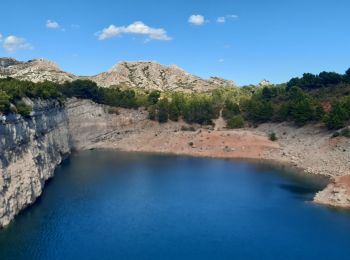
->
0 150 350 259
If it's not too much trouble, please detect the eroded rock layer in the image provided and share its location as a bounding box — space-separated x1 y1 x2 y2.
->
0 100 70 226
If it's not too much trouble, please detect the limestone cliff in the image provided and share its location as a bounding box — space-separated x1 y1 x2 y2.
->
0 98 149 227
0 100 70 226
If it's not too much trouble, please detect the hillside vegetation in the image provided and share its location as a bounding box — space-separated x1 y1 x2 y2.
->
1 68 350 132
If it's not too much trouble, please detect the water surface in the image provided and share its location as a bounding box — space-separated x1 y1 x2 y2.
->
0 150 350 259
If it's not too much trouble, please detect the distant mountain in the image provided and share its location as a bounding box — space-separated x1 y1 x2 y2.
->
0 58 77 83
0 58 236 92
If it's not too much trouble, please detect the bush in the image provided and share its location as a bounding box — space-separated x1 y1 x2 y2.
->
290 98 314 126
340 128 350 138
222 100 240 119
183 95 215 125
269 132 277 141
15 101 32 117
243 99 273 123
324 101 348 129
148 106 156 120
157 98 169 123
287 86 315 126
332 128 350 138
107 107 119 115
332 131 341 138
181 125 196 131
0 91 11 114
168 102 180 121
226 115 245 129
148 90 160 105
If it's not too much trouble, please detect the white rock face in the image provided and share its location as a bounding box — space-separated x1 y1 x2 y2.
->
0 100 71 226
66 98 149 150
0 98 150 227
0 58 236 92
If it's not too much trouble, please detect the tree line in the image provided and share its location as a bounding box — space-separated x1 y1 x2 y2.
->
287 69 350 90
1 68 350 131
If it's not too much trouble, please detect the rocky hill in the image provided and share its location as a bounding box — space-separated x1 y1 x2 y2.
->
0 58 77 83
0 58 235 92
90 61 235 92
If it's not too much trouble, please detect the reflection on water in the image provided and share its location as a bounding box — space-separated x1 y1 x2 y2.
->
0 150 349 260
279 183 317 195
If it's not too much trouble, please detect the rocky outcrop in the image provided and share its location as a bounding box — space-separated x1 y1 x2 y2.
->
314 176 350 207
0 58 236 92
258 79 271 87
0 100 70 227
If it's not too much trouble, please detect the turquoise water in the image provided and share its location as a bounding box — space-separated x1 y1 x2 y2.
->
0 150 350 260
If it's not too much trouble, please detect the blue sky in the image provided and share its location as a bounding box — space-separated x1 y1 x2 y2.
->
0 0 350 85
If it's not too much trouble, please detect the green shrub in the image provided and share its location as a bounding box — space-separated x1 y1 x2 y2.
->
157 98 169 123
0 91 11 114
181 125 196 131
227 115 245 129
269 132 278 141
222 100 240 119
148 106 156 120
183 95 215 125
332 128 350 138
168 102 180 121
15 101 32 117
148 90 160 105
340 128 350 138
324 101 348 129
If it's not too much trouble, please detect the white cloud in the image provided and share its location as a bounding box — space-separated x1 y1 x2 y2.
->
188 15 206 26
216 14 239 23
96 21 171 41
46 20 60 29
217 17 226 23
2 35 33 53
0 34 3 42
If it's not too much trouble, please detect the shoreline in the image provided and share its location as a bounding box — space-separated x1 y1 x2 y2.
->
91 145 316 177
88 146 332 186
78 116 349 208
96 146 348 208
